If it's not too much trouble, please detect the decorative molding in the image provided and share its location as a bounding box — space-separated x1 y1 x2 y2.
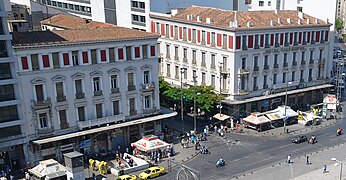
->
31 77 46 84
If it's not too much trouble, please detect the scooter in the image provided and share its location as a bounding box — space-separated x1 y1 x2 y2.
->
216 159 225 167
200 146 210 154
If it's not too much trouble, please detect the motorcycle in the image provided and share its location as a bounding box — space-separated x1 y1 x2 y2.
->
200 146 210 154
337 128 343 136
216 159 225 167
307 135 317 144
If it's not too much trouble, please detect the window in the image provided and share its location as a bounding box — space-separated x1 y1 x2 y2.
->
183 48 187 59
174 26 178 39
301 51 305 63
254 56 258 68
211 32 215 44
293 52 297 64
68 4 73 9
78 106 85 121
75 79 84 98
96 103 103 118
273 74 277 84
284 53 287 65
0 41 7 58
211 75 215 87
113 100 120 115
93 77 101 92
143 70 150 84
264 55 268 67
294 32 298 44
192 50 196 62
211 54 216 68
283 73 286 83
72 51 79 66
52 1 57 6
309 69 312 80
268 1 271 6
111 75 118 89
167 64 171 77
0 105 18 123
132 1 138 8
285 33 289 44
0 18 4 35
166 44 170 58
80 6 86 12
57 2 62 7
300 70 304 82
202 30 205 42
59 110 68 129
310 50 314 61
274 54 278 65
265 34 269 45
253 77 257 90
35 84 44 101
297 7 303 12
38 113 48 129
259 1 264 6
129 97 136 115
144 95 151 109
0 63 11 80
140 16 145 23
292 71 295 81
319 49 323 60
254 35 259 47
303 32 306 43
241 57 246 69
263 75 267 88
202 72 206 85
139 2 145 9
74 5 80 11
132 14 139 21
0 85 15 102
275 33 279 45
174 46 179 59
55 82 65 101
127 72 135 90
202 52 206 66
242 35 247 47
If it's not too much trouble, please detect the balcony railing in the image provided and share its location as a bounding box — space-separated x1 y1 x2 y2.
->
238 68 249 74
174 56 179 61
274 64 279 68
211 64 216 69
309 60 314 64
141 82 155 91
56 95 66 102
254 45 260 49
128 85 136 91
111 88 120 94
94 90 103 96
78 114 125 130
75 92 85 99
129 110 137 116
301 61 306 65
292 61 297 66
264 65 269 70
32 98 51 109
239 89 249 95
201 62 206 67
283 63 288 67
253 66 259 71
221 68 230 74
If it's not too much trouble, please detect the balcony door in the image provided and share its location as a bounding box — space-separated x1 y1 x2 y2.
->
35 84 44 101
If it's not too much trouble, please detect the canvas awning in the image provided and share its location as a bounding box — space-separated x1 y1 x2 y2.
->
266 112 283 121
243 113 271 125
213 113 230 121
131 135 170 152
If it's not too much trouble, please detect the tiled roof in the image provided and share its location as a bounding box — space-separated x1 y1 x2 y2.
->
41 14 115 30
152 6 331 30
12 27 159 46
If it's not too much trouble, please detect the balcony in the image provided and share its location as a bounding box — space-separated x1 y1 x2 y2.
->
78 114 125 130
253 66 259 72
111 88 120 94
128 85 136 91
254 45 260 49
192 60 197 64
211 64 216 70
32 98 51 110
239 89 249 95
38 127 54 135
183 58 188 62
221 68 230 74
284 43 290 47
238 68 249 74
174 56 179 61
283 63 288 67
292 61 297 66
56 95 66 102
264 65 269 70
301 61 306 65
129 110 137 116
242 45 248 50
141 82 155 91
274 64 279 68
75 92 85 99
94 90 103 96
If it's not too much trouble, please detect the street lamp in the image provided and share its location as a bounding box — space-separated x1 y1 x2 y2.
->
218 62 223 116
284 79 293 134
331 157 344 180
180 68 185 133
193 75 198 133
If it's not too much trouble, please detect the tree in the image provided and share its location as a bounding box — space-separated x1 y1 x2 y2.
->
336 18 344 31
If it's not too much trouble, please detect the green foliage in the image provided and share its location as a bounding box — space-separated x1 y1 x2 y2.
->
336 18 344 31
159 77 222 113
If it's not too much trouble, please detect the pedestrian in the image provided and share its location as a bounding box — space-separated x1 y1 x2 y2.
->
126 147 129 154
306 156 310 165
287 154 291 164
323 165 327 173
214 125 217 133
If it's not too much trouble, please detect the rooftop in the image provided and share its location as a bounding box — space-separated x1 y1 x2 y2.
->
41 14 116 30
151 6 331 30
12 27 159 47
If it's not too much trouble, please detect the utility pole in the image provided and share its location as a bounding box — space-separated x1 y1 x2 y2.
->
180 68 185 133
193 75 197 133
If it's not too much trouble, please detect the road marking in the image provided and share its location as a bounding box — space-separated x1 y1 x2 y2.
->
229 155 251 163
292 145 312 152
278 144 294 149
245 157 272 167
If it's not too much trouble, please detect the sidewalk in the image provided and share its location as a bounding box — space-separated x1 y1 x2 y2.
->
232 142 346 180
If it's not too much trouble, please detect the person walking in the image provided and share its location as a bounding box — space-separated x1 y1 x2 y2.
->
306 156 310 165
287 154 291 164
323 165 327 173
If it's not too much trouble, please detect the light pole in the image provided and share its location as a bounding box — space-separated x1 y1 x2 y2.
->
331 158 344 180
218 62 223 116
193 75 198 133
284 78 292 134
180 68 185 133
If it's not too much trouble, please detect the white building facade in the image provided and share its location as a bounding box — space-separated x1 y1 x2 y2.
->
151 6 333 114
28 0 151 31
12 28 169 165
0 0 27 172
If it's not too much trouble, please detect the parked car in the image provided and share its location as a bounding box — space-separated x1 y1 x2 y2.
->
291 135 307 143
138 166 165 180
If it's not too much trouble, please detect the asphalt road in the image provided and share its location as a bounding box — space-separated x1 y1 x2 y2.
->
159 116 346 180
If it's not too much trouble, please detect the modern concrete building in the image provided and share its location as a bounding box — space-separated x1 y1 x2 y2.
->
12 23 175 165
151 6 333 115
0 0 26 172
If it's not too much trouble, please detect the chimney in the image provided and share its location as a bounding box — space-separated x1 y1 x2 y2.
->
326 18 329 23
307 19 310 24
278 18 281 24
247 22 252 27
197 16 201 22
287 18 291 24
206 18 212 24
270 20 275 26
171 9 179 16
314 18 319 24
298 12 304 19
234 20 239 27
297 19 302 25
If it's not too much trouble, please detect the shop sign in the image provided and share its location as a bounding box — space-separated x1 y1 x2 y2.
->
80 140 92 148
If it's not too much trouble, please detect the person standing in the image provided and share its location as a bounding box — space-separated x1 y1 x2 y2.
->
306 156 310 165
287 154 291 164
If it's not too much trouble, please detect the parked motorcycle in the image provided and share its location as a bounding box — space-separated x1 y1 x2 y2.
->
200 146 210 154
216 159 225 167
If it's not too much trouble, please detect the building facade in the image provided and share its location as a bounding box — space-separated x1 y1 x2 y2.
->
12 27 172 165
0 0 27 172
151 6 333 115
29 0 150 31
